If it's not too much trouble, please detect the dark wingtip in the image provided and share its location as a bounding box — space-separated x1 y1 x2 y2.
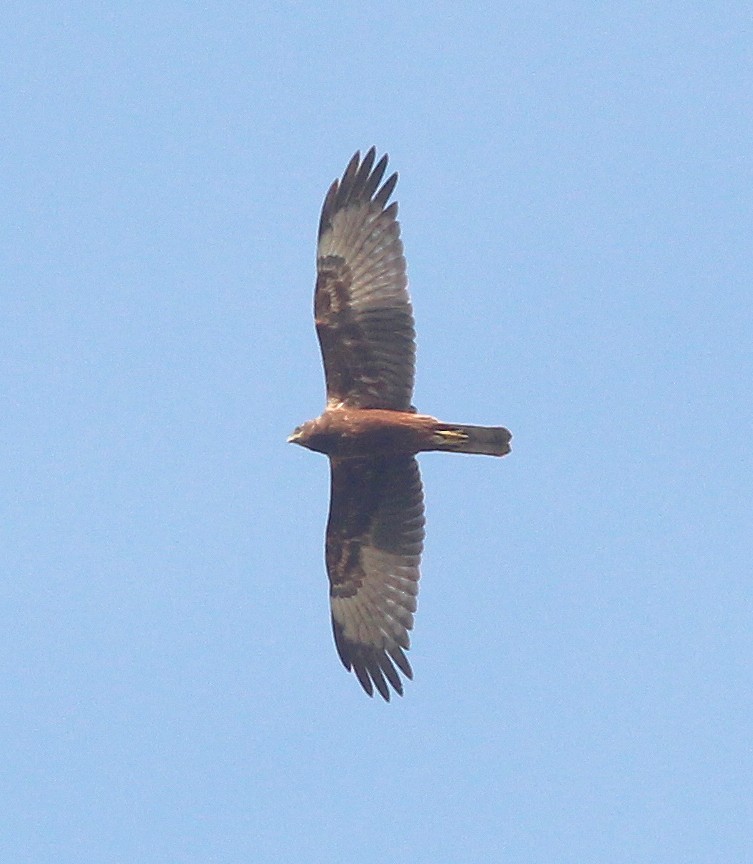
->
332 616 408 702
319 149 397 239
373 170 398 208
318 178 340 237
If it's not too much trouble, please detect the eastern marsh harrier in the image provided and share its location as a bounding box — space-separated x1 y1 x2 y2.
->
289 148 511 700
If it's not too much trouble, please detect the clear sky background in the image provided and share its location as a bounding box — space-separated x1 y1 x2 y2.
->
2 3 752 862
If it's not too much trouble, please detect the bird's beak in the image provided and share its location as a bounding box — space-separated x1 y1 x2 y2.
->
287 430 301 444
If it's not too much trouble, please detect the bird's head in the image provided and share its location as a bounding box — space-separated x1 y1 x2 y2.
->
287 425 305 445
287 419 330 453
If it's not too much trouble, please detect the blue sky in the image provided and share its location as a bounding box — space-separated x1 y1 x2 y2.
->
2 3 752 862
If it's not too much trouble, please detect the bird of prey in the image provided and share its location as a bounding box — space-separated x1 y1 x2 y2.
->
289 148 511 700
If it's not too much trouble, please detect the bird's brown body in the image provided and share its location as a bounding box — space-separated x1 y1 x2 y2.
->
289 148 511 700
291 407 511 459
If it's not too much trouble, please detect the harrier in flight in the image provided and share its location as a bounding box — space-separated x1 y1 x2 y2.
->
289 148 511 700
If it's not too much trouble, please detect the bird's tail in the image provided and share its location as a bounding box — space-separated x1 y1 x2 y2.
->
427 422 512 457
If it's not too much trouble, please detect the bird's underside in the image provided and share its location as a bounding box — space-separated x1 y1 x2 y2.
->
292 407 511 459
289 148 511 701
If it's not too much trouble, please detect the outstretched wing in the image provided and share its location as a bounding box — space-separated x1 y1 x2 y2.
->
326 455 425 700
315 148 416 410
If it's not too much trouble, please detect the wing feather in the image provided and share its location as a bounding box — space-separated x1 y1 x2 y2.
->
315 149 415 410
326 455 425 700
